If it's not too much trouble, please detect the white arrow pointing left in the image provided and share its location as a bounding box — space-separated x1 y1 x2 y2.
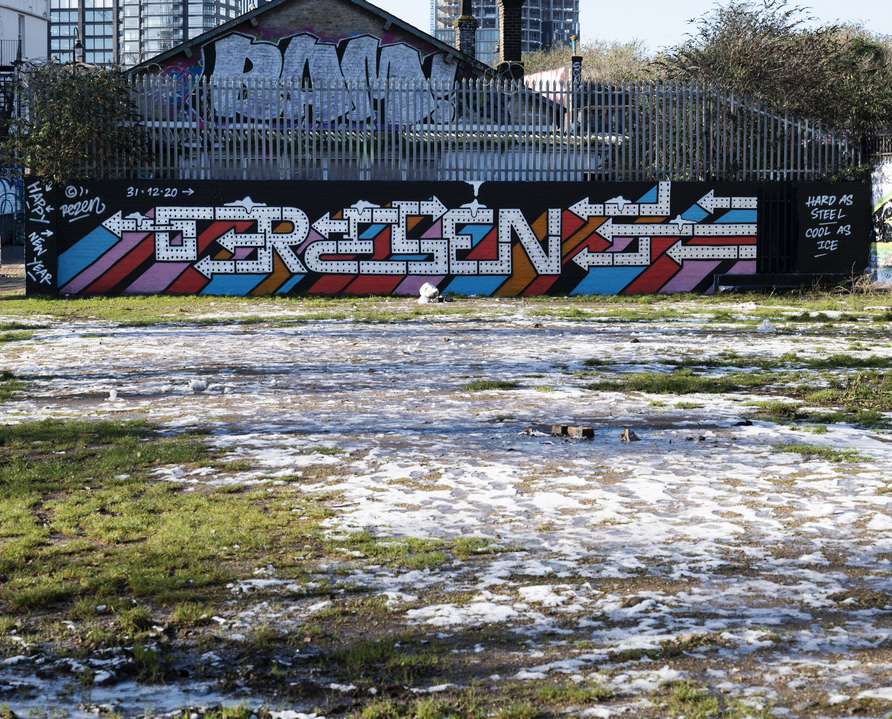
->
194 255 236 278
572 247 614 269
216 228 267 253
692 223 757 237
597 218 693 242
312 212 349 239
665 242 742 264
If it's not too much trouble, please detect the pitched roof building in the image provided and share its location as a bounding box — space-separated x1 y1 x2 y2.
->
131 0 493 81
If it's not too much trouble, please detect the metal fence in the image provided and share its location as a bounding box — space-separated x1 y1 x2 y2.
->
85 75 867 181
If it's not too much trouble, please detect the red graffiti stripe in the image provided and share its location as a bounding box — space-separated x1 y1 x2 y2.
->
345 275 405 295
166 267 210 294
371 226 393 260
561 211 586 240
621 255 681 295
650 238 679 260
464 227 500 261
308 274 356 294
81 235 156 295
522 275 561 296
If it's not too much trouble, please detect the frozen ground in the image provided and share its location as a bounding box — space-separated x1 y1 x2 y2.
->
2 298 892 718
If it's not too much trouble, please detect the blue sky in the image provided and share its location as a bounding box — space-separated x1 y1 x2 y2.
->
371 0 892 54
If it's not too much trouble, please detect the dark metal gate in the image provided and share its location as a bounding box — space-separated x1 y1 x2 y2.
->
757 184 799 274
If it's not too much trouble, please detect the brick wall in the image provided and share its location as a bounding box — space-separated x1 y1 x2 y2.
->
497 0 525 63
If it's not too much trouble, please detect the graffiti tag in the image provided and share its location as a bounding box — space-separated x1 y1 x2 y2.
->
26 181 54 225
26 260 53 286
202 33 457 124
61 196 107 223
95 185 760 282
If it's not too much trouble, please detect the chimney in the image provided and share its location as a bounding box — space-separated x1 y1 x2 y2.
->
454 0 478 60
497 0 525 78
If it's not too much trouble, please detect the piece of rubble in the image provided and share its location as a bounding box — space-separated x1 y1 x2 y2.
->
620 428 640 442
551 425 593 439
417 282 440 304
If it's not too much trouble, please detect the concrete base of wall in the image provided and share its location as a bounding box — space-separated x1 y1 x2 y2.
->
714 273 856 292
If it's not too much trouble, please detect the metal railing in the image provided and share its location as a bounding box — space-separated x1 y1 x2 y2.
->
0 40 21 67
23 75 867 181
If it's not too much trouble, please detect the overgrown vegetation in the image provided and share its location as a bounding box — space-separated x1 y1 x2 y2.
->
522 38 658 81
3 61 146 183
660 0 892 139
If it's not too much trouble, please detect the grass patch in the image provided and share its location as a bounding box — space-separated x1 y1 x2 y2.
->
752 399 890 430
463 379 520 391
0 370 26 402
536 684 613 704
0 419 336 616
771 443 865 463
589 368 777 395
323 532 506 569
0 295 476 327
330 634 443 684
802 354 892 370
649 680 775 719
0 330 34 343
527 307 591 319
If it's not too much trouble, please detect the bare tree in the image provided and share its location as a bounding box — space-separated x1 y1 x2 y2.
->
522 39 660 83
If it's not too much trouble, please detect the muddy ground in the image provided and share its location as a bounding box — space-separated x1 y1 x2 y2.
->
2 297 892 718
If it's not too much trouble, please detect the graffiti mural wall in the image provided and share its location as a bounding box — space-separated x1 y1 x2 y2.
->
26 180 767 296
873 159 892 283
198 32 458 125
143 0 475 87
134 0 486 127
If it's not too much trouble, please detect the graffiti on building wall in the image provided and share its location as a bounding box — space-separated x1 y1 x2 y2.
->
0 177 21 215
200 32 457 123
28 181 762 297
871 160 892 282
0 176 22 245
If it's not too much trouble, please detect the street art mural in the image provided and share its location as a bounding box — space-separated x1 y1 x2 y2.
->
199 33 458 123
872 159 892 283
0 176 22 245
0 177 21 215
27 180 766 296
